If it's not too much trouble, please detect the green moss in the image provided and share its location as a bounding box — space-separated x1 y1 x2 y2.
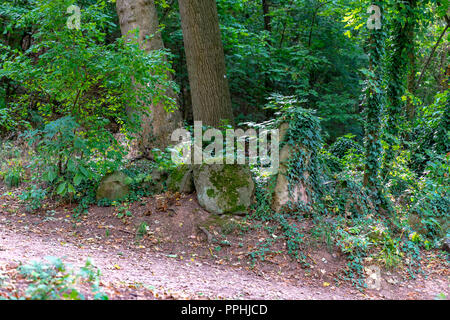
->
201 214 229 228
200 214 241 234
207 188 216 198
168 165 189 191
209 165 249 212
229 204 246 214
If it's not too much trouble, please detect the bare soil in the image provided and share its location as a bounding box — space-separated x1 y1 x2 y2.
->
0 182 448 300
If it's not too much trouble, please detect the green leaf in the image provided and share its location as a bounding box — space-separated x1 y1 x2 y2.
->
73 174 83 186
45 169 57 183
67 183 76 194
56 182 67 195
67 159 76 172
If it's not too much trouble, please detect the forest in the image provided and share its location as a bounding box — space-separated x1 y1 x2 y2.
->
0 0 448 300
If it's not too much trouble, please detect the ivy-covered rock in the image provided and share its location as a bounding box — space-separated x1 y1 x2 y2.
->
96 171 130 201
193 164 254 215
167 165 194 193
271 122 311 212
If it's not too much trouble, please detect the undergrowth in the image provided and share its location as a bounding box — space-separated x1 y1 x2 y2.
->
1 257 108 300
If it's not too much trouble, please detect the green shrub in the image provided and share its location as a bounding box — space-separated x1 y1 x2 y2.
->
1 0 177 207
325 171 375 217
329 134 364 159
18 186 47 212
385 149 418 198
322 134 364 175
24 116 123 199
411 91 449 173
409 189 449 240
408 153 449 240
13 257 108 300
0 159 24 188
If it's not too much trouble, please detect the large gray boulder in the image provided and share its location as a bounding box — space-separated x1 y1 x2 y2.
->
193 164 254 215
96 171 130 201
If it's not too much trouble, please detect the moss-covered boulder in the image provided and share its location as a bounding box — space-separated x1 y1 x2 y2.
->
96 171 130 201
193 164 254 215
167 165 194 193
146 167 168 194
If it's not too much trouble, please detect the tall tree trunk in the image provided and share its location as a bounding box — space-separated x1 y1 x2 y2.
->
405 0 417 121
406 49 416 120
436 44 448 92
262 0 272 36
178 0 234 127
363 2 385 194
116 0 182 156
382 0 416 178
363 2 398 220
262 0 272 90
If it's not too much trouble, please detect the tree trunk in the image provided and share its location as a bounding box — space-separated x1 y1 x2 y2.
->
382 0 416 178
405 0 417 121
436 44 448 92
262 0 272 90
178 0 234 127
363 2 385 194
116 0 182 155
406 49 416 120
262 0 272 35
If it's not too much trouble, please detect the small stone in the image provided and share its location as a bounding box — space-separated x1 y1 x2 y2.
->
442 237 450 253
387 278 398 285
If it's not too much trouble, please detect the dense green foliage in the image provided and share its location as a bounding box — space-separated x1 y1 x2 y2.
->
0 0 448 291
1 0 177 207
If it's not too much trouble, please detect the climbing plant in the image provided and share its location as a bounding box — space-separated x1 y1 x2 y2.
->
382 0 418 179
362 1 388 209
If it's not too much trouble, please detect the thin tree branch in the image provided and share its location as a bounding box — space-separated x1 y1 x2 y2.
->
307 1 330 48
415 18 449 90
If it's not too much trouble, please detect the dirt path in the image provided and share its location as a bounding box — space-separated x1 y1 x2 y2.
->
0 183 448 300
0 226 364 300
1 224 448 300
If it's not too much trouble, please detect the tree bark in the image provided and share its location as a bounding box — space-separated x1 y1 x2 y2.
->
116 0 182 155
436 44 448 91
262 0 272 35
262 0 272 90
178 0 234 127
382 0 417 178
